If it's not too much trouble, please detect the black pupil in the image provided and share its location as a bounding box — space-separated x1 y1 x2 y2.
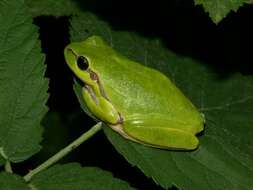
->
77 56 89 70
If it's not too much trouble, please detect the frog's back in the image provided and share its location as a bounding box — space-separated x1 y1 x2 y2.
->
96 53 201 126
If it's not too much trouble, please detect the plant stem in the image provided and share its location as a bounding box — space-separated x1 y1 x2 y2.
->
23 122 102 182
4 160 13 173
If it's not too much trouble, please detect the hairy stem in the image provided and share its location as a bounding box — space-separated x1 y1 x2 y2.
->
24 122 102 182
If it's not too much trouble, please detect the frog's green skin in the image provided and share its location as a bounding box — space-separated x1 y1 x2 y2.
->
64 36 205 150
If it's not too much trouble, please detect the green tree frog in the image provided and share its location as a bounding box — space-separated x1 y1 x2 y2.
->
64 36 205 150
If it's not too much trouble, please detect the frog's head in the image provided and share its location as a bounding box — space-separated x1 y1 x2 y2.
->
64 36 113 99
64 36 122 125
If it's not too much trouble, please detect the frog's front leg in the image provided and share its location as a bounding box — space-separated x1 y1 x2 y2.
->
82 87 121 124
121 118 200 150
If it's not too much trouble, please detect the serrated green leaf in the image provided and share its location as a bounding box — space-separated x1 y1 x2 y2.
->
195 0 253 24
0 0 48 162
32 112 70 163
70 12 253 190
0 172 29 190
25 0 82 17
30 163 135 190
0 156 4 167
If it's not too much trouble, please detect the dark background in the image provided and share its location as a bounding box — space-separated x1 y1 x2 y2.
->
16 1 253 189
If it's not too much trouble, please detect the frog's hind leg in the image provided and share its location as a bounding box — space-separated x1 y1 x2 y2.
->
122 120 199 150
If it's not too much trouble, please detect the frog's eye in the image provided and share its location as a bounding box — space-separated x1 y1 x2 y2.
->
77 56 89 70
